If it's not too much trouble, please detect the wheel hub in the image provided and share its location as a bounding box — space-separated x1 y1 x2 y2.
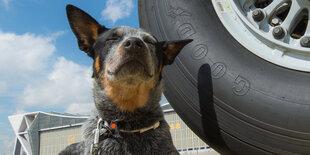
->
212 0 310 72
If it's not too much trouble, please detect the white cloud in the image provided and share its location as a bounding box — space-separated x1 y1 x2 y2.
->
0 31 57 98
0 31 55 76
0 30 93 112
1 0 11 9
65 102 94 115
13 108 26 115
101 0 134 24
21 57 92 108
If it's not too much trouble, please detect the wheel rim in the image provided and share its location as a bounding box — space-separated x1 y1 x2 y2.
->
212 0 310 72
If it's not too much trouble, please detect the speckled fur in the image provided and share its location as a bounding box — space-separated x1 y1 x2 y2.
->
60 5 192 155
59 77 179 155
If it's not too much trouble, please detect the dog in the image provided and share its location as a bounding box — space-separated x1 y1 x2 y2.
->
59 4 192 155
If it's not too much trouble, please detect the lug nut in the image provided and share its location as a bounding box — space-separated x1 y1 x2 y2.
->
272 26 285 39
300 37 310 47
271 18 281 26
252 9 264 22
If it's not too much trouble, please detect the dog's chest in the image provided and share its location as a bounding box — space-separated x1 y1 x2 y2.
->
95 131 164 154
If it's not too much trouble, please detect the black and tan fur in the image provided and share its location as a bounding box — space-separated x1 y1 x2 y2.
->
59 5 192 155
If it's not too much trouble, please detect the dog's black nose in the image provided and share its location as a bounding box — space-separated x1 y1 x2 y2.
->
123 37 144 50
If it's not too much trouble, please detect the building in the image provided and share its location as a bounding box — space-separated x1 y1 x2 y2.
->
9 104 218 155
9 111 88 155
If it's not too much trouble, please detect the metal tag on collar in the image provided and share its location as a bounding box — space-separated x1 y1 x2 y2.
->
93 118 103 148
91 118 118 154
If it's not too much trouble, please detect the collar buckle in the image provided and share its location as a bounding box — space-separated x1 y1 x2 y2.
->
91 118 117 154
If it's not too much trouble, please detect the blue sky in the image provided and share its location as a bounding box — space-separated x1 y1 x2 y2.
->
0 0 171 154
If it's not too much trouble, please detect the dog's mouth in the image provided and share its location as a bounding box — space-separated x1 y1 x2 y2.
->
107 58 153 79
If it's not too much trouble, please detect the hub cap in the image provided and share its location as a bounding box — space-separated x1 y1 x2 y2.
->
212 0 310 72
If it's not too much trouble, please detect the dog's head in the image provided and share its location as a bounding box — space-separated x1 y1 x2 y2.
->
66 5 192 112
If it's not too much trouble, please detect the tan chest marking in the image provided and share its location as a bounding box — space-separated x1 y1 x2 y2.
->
102 77 156 112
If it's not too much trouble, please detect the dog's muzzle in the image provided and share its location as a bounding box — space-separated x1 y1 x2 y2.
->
107 37 154 78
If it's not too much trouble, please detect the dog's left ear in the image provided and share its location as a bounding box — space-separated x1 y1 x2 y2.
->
159 39 193 65
66 4 108 58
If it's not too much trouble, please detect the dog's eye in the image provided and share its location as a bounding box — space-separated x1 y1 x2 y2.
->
143 36 157 45
107 33 121 41
107 37 119 41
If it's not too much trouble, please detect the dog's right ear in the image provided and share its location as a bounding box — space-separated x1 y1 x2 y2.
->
66 4 108 58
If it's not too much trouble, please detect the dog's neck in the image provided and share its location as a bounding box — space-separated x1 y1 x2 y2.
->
92 79 164 123
102 77 157 112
